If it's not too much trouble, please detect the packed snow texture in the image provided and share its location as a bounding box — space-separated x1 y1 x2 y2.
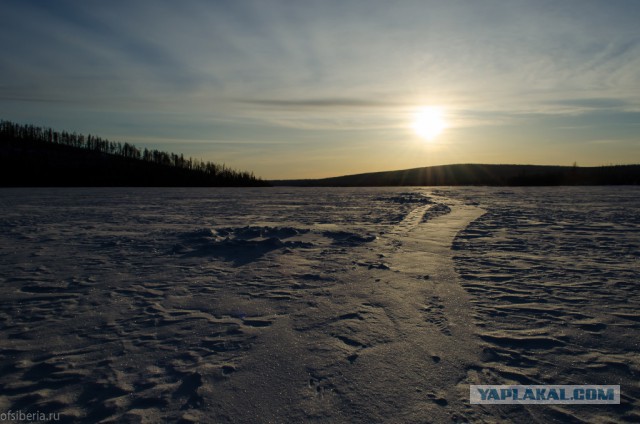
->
0 187 638 423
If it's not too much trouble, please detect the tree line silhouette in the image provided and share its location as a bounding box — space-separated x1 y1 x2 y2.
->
0 120 269 186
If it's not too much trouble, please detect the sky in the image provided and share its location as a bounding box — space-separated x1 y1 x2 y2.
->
1 0 639 179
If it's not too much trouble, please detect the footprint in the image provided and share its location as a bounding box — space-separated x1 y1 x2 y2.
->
422 296 452 336
221 365 236 376
426 391 449 406
333 335 364 348
335 312 364 322
242 319 273 328
173 372 204 410
308 376 333 397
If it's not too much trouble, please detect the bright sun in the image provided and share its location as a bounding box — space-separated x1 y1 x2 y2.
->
412 106 447 141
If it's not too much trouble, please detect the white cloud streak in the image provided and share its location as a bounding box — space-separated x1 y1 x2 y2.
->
1 0 639 177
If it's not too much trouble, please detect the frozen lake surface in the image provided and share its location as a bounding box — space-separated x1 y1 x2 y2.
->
0 187 638 423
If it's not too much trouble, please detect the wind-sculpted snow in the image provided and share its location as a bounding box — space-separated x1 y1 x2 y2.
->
0 187 452 423
375 191 434 205
450 186 640 422
171 226 377 265
0 186 637 423
421 203 452 222
175 226 313 252
321 230 378 246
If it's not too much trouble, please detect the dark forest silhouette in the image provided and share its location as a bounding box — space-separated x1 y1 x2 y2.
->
0 120 269 187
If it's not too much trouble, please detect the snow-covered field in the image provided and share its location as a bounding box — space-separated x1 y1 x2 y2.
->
0 187 638 423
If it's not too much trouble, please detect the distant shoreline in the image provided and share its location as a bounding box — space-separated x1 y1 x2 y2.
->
271 163 640 187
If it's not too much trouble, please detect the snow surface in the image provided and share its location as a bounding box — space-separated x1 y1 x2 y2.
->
0 187 638 423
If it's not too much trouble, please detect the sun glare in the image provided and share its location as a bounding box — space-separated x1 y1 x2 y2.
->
412 106 447 141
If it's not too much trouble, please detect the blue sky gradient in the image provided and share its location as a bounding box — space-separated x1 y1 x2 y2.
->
1 0 639 178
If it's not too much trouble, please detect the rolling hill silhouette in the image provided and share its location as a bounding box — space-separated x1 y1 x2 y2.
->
272 164 640 186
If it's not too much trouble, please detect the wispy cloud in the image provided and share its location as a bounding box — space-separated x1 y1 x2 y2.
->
1 0 639 177
237 98 401 109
